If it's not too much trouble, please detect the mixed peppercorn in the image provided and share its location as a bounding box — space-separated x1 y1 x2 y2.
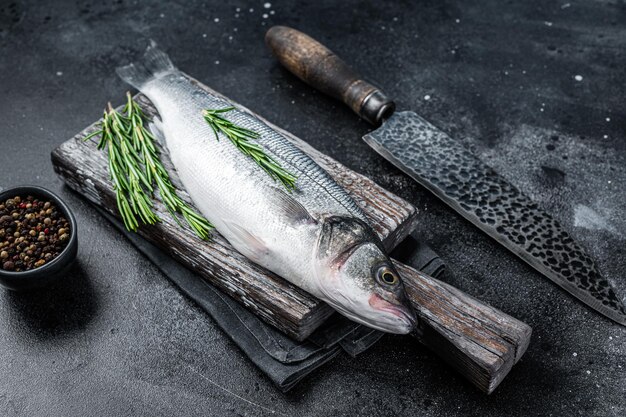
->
0 195 71 272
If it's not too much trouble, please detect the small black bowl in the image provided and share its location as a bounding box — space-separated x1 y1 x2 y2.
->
0 186 78 291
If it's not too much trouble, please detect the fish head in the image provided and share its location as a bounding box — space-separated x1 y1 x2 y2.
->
315 216 416 334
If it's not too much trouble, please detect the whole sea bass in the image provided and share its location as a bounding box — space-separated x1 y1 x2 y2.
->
116 45 415 334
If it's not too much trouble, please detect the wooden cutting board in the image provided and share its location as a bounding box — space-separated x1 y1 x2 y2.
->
51 76 530 393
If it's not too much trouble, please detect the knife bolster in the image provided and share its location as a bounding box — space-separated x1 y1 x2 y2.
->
360 89 395 125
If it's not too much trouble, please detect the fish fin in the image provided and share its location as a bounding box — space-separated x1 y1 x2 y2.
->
116 41 176 89
148 118 165 145
267 187 317 225
223 222 268 262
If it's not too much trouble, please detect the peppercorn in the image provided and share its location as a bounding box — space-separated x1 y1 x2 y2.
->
0 195 71 272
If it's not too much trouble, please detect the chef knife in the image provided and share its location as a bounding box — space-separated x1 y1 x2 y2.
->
265 26 626 326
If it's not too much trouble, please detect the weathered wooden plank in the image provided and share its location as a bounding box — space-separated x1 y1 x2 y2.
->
51 77 531 392
397 262 532 393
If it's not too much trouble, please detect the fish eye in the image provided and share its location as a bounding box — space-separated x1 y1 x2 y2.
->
377 266 399 285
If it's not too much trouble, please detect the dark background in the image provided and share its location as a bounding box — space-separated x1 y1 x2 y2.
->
1 0 625 416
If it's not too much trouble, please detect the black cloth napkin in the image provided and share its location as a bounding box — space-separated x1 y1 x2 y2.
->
98 208 444 391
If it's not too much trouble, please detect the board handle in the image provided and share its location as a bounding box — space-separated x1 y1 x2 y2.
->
394 262 532 394
265 25 395 125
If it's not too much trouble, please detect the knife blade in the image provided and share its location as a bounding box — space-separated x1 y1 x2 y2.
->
265 26 626 325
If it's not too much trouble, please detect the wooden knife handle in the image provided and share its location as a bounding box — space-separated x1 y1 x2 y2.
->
265 25 395 125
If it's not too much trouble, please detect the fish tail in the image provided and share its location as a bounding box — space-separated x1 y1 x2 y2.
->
116 41 176 90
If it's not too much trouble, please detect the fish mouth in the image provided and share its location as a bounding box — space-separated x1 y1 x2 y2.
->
368 294 416 334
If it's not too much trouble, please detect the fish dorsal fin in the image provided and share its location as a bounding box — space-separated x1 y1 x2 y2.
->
268 187 317 226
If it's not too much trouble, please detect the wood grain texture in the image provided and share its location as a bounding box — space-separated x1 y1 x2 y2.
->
397 262 532 393
51 76 530 393
265 26 394 125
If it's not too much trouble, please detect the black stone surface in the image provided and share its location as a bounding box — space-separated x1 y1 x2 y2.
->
0 1 624 416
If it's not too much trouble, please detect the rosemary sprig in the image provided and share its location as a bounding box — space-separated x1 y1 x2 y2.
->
85 93 214 239
202 107 298 191
125 95 213 240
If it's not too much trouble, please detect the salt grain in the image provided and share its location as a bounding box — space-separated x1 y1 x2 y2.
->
424 95 431 101
264 2 271 9
574 75 583 81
